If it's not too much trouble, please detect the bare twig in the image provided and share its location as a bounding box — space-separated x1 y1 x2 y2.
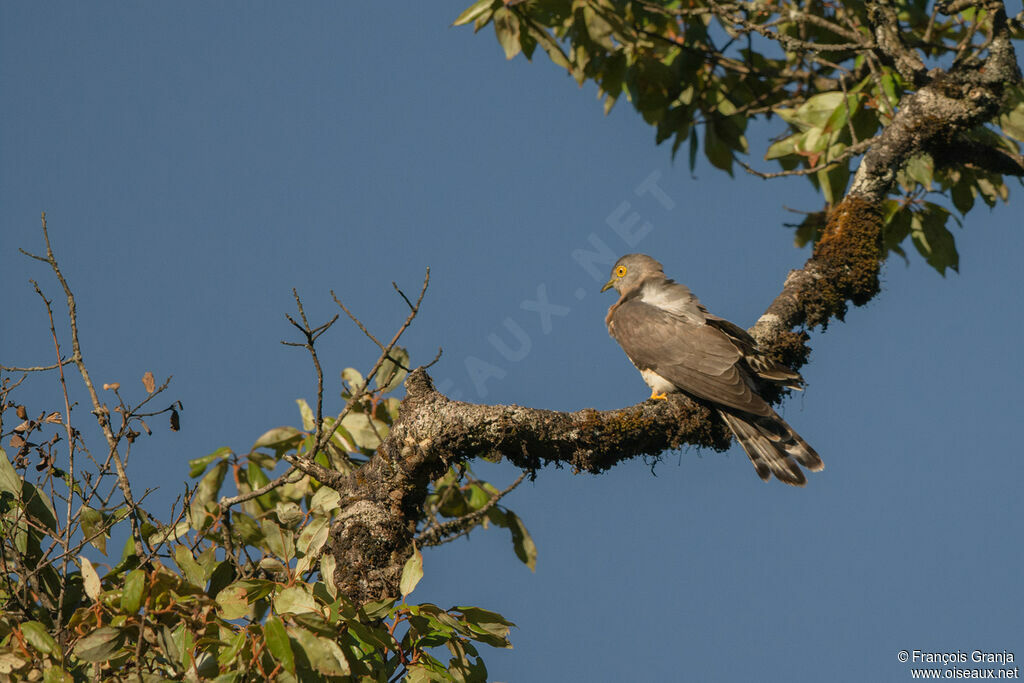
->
22 213 147 559
0 360 75 372
219 463 305 507
711 0 869 53
318 269 431 459
740 137 876 179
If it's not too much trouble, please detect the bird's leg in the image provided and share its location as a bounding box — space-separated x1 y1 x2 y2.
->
649 390 668 401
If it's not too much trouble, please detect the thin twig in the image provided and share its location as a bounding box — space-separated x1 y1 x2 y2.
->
219 464 305 507
416 472 527 547
739 137 876 179
318 269 431 458
0 360 75 372
24 213 147 559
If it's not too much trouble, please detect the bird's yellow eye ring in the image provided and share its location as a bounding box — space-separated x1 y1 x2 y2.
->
615 265 627 277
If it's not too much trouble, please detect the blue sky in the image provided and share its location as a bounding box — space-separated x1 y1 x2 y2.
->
2 3 1022 681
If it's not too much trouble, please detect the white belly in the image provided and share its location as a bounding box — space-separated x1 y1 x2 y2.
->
640 368 678 395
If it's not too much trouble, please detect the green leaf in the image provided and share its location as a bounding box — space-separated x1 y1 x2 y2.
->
506 511 537 571
340 412 388 450
492 7 521 60
296 398 315 431
42 665 74 683
296 516 330 576
765 133 800 160
319 555 338 599
81 556 102 601
0 447 22 496
190 459 227 529
400 546 424 598
171 623 195 671
376 347 409 393
346 618 396 652
310 486 340 514
703 124 733 174
822 92 858 134
879 71 899 114
275 585 320 615
882 202 913 262
911 205 959 275
232 513 263 545
997 85 1024 141
582 5 615 50
121 569 146 614
793 210 828 248
286 625 351 676
292 612 337 638
252 426 304 455
218 631 247 668
73 626 125 662
174 545 205 588
79 505 107 555
341 368 365 396
465 484 492 511
360 597 396 621
951 178 975 214
275 501 304 528
975 176 1008 206
264 617 295 674
817 158 850 206
456 606 516 647
216 583 250 620
528 23 571 71
453 0 496 28
261 518 296 560
903 153 934 191
207 559 236 598
2 468 58 534
20 621 58 656
188 447 231 478
776 91 845 131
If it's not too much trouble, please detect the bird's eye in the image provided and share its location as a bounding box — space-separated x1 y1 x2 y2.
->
615 265 627 277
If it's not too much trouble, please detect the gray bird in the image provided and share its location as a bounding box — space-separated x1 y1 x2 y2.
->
601 253 823 486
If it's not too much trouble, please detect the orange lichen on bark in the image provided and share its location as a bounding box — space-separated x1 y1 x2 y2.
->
804 195 884 328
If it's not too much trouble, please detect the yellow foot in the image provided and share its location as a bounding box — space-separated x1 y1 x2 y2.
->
649 391 668 401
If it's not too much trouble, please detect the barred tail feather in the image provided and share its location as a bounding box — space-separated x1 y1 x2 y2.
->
719 410 823 486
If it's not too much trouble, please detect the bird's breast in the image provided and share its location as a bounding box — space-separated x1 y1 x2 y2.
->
640 369 678 396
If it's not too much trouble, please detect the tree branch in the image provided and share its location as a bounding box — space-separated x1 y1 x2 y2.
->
928 136 1024 175
866 0 928 85
326 0 1023 607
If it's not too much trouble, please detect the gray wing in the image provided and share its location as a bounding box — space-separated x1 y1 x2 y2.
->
609 299 771 417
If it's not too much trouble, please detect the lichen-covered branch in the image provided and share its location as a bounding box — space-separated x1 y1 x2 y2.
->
328 0 1023 606
753 1 1020 352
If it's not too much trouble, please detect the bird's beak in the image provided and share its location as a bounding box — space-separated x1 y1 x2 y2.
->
600 279 615 293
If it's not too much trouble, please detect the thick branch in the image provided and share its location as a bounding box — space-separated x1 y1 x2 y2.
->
328 1 1022 606
866 0 928 84
384 371 731 482
928 136 1024 175
754 4 1019 347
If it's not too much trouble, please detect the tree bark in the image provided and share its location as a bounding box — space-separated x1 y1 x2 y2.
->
331 3 1022 605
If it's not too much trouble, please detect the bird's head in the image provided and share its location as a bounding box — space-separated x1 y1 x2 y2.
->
600 253 665 294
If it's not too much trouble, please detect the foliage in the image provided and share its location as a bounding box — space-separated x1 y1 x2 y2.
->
0 227 530 682
0 377 523 682
456 0 1024 274
4 2 1022 679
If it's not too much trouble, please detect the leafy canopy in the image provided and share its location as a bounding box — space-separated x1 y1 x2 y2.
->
457 0 1024 275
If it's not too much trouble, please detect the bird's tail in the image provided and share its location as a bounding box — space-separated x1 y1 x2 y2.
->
718 410 823 486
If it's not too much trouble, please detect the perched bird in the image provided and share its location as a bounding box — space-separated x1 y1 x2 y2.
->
601 253 823 486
